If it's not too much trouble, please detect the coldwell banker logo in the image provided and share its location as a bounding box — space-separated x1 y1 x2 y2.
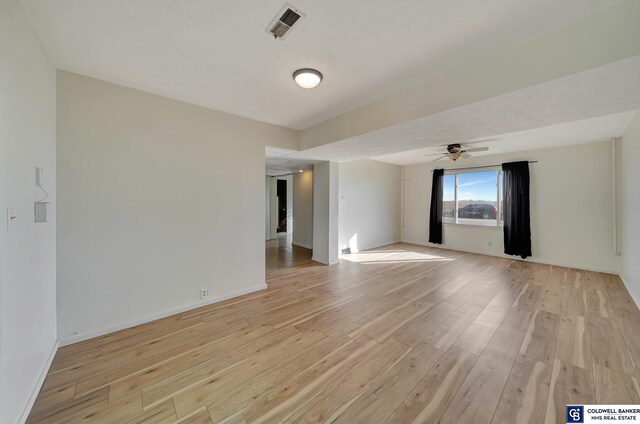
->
566 405 584 423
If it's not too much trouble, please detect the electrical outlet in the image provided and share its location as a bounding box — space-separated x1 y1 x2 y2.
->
200 288 208 299
487 241 492 247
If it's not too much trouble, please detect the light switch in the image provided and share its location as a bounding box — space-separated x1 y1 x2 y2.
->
36 167 43 187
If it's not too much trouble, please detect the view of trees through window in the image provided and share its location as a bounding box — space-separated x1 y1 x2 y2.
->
442 170 502 226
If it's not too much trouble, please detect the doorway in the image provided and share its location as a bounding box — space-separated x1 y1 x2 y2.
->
277 179 287 233
265 173 313 274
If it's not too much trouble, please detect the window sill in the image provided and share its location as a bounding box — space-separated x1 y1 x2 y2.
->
444 222 503 231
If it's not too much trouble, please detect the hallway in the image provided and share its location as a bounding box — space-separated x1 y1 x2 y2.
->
266 232 313 276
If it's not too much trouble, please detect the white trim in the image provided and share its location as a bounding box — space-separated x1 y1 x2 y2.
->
18 340 59 424
340 239 402 256
401 239 619 274
292 241 312 250
443 222 502 231
619 274 640 310
58 284 268 346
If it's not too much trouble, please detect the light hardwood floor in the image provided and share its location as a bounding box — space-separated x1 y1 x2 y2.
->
28 243 640 423
265 232 313 272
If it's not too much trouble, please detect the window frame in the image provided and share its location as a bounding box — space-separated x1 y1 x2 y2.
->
442 167 503 229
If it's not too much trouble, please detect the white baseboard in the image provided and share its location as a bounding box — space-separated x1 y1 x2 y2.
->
58 284 268 346
18 340 59 424
292 241 312 250
619 274 640 310
340 239 402 255
401 239 619 274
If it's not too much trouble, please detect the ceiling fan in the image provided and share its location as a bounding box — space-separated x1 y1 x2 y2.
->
425 143 489 162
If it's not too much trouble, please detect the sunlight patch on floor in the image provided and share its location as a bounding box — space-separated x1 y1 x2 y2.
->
341 250 454 264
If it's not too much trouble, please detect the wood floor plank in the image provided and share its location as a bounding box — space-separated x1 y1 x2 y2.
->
527 265 551 286
484 308 533 360
453 322 496 355
491 355 552 424
175 407 213 424
71 391 143 423
555 315 591 369
171 329 326 418
589 315 635 376
511 283 543 311
618 316 640 370
544 359 594 424
53 319 226 393
27 386 109 424
283 338 412 424
564 269 584 289
389 301 459 347
51 316 208 373
108 321 258 401
562 287 588 317
329 342 443 424
122 399 176 424
240 335 381 424
28 379 77 418
473 305 509 329
384 346 477 424
519 309 560 363
206 333 354 422
610 288 640 319
141 325 300 408
364 298 436 343
587 288 616 319
594 364 640 404
537 286 565 315
423 311 474 351
437 349 514 424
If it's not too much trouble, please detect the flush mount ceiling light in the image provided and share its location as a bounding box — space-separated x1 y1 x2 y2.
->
293 68 323 89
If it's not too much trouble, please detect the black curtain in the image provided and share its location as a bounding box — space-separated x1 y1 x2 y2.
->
502 161 531 259
428 169 444 244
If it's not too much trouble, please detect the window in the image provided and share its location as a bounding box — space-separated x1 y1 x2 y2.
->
442 169 502 227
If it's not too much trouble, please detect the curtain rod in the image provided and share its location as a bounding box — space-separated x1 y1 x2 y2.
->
430 161 538 172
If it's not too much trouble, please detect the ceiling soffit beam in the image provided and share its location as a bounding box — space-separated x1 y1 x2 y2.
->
299 0 640 150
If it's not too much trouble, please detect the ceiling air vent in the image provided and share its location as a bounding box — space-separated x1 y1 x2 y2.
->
267 4 304 40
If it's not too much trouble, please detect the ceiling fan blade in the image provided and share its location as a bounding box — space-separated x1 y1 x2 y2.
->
462 147 489 153
461 153 471 159
432 155 448 162
424 152 447 157
438 138 496 147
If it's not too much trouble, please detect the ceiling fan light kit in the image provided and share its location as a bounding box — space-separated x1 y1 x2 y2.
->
425 143 490 162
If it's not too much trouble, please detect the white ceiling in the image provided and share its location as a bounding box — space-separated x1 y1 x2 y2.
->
373 111 636 165
281 55 640 163
22 0 622 130
265 147 319 176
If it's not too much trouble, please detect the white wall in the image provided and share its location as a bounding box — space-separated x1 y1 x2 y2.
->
402 141 621 273
339 160 402 253
293 171 313 249
621 113 640 303
0 1 57 423
57 71 298 343
312 162 339 265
